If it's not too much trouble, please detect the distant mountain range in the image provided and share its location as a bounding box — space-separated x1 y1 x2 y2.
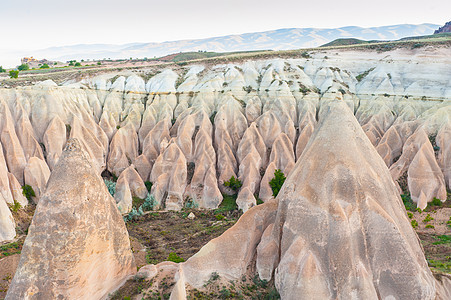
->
23 23 442 63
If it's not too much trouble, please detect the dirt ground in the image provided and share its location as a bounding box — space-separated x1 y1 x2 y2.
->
126 208 240 269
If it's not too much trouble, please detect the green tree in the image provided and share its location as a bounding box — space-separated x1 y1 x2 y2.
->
0 66 5 73
17 64 29 71
40 63 50 69
269 169 286 197
74 62 81 67
97 62 101 65
9 70 19 78
224 176 242 192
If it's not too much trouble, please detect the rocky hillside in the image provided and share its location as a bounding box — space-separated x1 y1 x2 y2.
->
435 21 451 34
0 45 450 242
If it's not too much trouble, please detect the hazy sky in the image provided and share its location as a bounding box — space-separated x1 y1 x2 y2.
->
0 0 449 66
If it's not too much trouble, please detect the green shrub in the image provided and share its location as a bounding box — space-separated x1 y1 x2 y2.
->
167 252 184 263
9 200 22 212
269 169 286 197
141 193 156 211
215 214 225 221
407 212 413 219
356 67 375 82
423 214 434 223
185 198 199 209
97 62 101 65
17 64 29 71
74 62 81 67
411 220 418 228
104 179 116 196
224 176 242 192
22 185 35 202
0 66 5 73
144 181 152 193
425 224 435 229
430 198 442 207
9 70 19 79
40 64 50 69
401 194 416 211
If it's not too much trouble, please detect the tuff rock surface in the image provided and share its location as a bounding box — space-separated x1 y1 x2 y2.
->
5 139 136 299
143 101 447 300
0 46 450 243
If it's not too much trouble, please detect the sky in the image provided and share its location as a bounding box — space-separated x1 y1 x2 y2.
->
0 0 449 66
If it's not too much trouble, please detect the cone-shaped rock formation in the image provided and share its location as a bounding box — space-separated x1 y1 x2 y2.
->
162 101 440 299
6 139 136 299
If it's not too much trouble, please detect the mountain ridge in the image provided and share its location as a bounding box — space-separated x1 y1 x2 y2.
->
29 23 438 62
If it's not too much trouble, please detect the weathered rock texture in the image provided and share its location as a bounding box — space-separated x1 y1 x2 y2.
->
146 101 445 299
0 46 449 218
6 139 136 299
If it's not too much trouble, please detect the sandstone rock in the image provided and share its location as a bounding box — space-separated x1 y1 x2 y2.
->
107 123 139 177
23 157 51 204
408 143 447 209
0 100 27 185
115 165 148 214
0 142 13 204
42 116 67 171
6 139 135 299
0 192 15 242
150 143 187 210
167 101 438 299
7 172 28 207
436 122 451 189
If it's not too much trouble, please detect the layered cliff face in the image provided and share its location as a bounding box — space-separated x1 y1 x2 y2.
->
0 47 450 242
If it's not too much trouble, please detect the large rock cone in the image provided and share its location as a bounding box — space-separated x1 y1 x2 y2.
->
262 100 436 299
168 100 440 299
6 139 136 299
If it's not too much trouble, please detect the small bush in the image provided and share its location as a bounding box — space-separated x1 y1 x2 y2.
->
74 62 82 67
97 62 101 65
9 200 22 212
224 176 242 192
411 220 418 228
142 193 156 211
104 179 116 196
423 214 434 223
425 224 435 229
40 64 50 69
185 198 199 209
407 212 413 219
243 85 253 93
144 181 152 193
9 70 19 79
269 169 286 197
167 252 184 263
22 185 35 202
430 198 442 207
401 194 416 211
0 66 5 73
356 67 375 82
215 214 225 221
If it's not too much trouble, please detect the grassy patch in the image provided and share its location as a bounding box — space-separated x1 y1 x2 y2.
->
0 242 22 258
419 233 451 274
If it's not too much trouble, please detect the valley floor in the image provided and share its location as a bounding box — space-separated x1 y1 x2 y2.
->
1 196 448 299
